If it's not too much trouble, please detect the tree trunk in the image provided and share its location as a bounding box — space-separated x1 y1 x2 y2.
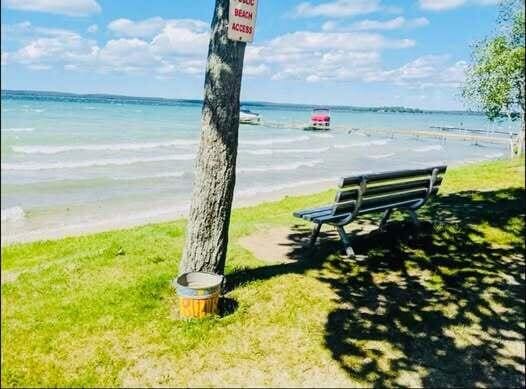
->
517 108 526 157
179 0 246 275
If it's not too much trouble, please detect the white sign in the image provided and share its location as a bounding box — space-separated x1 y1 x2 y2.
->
228 0 258 43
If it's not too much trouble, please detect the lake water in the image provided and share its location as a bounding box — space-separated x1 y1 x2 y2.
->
0 91 517 243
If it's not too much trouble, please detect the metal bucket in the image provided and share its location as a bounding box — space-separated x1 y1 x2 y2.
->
174 272 224 319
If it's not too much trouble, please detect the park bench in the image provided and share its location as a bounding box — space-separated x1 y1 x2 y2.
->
293 165 447 257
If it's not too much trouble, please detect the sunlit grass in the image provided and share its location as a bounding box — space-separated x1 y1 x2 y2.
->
2 157 524 387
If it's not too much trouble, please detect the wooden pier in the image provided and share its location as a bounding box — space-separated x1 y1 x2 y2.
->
338 126 514 146
259 120 522 157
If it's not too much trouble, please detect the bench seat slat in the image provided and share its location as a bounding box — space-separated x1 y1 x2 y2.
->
302 209 333 221
293 205 332 218
335 176 443 203
358 199 422 214
359 188 427 211
313 212 352 224
339 165 447 188
332 188 427 216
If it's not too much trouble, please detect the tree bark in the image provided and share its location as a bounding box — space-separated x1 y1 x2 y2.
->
179 0 246 275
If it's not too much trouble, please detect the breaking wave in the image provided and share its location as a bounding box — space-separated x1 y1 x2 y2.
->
367 153 395 160
1 154 195 171
242 147 329 155
236 177 338 197
12 140 198 154
2 127 34 133
113 171 186 181
237 159 322 173
334 139 390 149
1 206 25 222
414 145 443 153
240 136 310 146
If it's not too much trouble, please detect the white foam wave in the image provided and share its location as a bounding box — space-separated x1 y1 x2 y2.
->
368 153 395 160
236 177 338 197
484 152 504 159
113 172 186 181
415 160 446 167
414 145 443 153
2 127 34 133
1 154 195 171
240 136 310 146
12 140 198 154
313 133 334 138
334 139 390 149
237 159 322 173
1 206 25 222
243 147 329 155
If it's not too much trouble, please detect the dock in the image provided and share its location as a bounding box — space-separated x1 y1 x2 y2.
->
259 120 522 156
337 126 515 146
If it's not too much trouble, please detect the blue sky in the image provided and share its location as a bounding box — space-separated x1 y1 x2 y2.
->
1 0 502 110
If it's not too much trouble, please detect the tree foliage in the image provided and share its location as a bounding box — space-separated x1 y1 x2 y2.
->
463 0 525 121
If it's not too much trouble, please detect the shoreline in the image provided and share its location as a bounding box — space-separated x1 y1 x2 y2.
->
1 178 336 246
0 157 510 246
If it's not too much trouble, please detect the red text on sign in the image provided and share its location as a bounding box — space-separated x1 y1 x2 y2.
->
234 8 253 20
231 23 253 34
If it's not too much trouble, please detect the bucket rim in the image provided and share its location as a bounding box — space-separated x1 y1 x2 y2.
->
173 271 224 290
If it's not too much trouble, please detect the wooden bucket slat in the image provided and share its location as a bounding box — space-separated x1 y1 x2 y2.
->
179 293 219 319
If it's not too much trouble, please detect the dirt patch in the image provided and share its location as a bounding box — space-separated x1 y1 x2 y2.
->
238 222 381 263
238 227 306 263
1 270 21 284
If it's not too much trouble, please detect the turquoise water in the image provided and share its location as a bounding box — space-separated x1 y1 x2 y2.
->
0 92 517 242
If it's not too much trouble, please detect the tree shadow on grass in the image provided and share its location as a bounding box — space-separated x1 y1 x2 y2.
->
227 188 525 387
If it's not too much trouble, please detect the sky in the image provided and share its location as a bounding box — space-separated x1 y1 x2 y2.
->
0 0 503 110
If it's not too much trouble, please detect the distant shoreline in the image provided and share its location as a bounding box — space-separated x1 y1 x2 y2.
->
1 89 485 116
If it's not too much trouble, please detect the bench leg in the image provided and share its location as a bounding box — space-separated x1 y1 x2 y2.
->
309 223 322 248
337 226 355 258
379 209 392 230
407 209 420 227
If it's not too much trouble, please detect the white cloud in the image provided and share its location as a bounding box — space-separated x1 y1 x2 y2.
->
107 18 209 42
8 30 97 67
244 64 270 76
294 0 382 18
268 31 414 52
369 55 467 87
2 0 101 16
86 24 98 33
108 17 166 39
246 31 413 83
322 16 429 31
150 20 209 55
97 39 159 73
419 0 498 11
2 21 81 41
2 18 462 90
2 19 211 77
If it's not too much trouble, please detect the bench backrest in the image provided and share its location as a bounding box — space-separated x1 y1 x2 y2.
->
332 165 447 216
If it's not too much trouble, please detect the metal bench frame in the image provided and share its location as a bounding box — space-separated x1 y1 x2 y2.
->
296 167 444 257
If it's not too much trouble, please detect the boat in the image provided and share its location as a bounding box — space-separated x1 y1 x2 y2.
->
240 107 261 125
304 108 331 130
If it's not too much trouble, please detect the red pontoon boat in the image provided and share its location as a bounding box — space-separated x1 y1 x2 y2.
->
308 108 331 130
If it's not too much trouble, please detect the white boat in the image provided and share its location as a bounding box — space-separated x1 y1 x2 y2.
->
240 108 261 125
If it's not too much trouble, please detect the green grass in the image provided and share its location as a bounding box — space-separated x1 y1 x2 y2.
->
2 158 525 387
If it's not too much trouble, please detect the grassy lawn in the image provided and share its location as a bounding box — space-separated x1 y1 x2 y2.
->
1 158 525 387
